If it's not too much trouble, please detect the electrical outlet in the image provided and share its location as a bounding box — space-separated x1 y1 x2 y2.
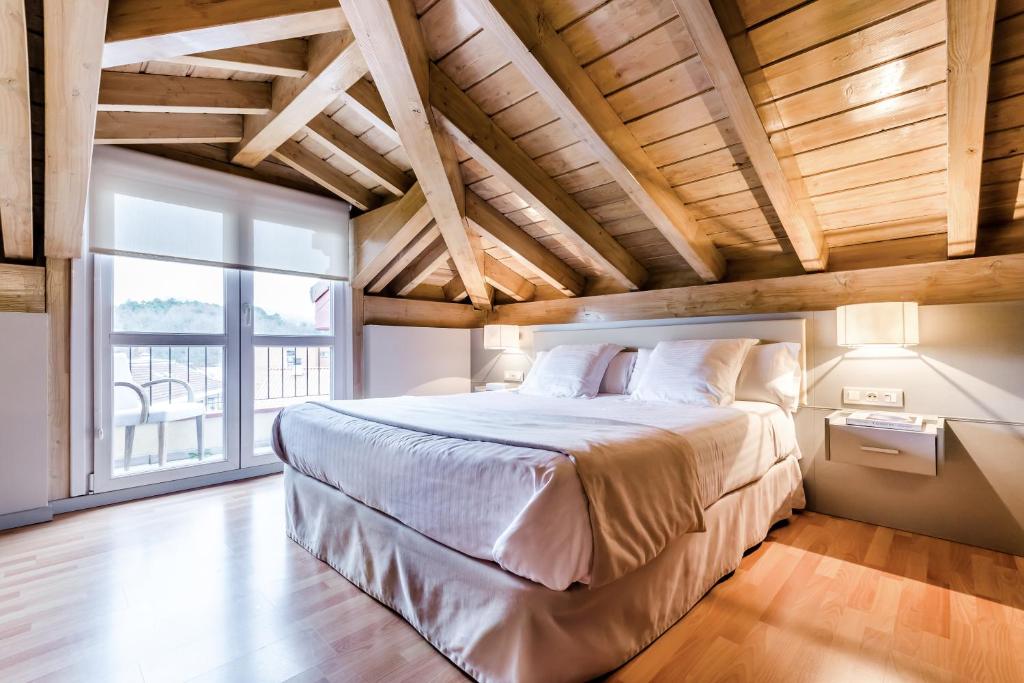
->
504 370 524 382
843 387 904 408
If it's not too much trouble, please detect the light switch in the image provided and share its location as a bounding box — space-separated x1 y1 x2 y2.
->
504 370 524 382
843 386 904 408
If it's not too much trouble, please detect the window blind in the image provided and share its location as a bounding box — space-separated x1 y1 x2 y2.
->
89 147 351 279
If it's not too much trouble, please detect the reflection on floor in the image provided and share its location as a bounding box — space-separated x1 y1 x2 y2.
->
0 476 1021 682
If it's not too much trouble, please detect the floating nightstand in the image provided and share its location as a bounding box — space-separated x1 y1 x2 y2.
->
825 411 943 477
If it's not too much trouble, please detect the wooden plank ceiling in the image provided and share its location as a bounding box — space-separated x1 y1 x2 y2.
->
78 0 1024 308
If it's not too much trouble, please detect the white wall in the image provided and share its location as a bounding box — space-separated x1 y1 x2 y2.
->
471 301 1024 554
0 313 49 523
365 325 471 397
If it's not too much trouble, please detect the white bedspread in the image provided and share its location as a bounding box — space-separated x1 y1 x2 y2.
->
273 392 798 590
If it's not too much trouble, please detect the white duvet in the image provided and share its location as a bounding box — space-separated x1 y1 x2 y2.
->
273 391 798 590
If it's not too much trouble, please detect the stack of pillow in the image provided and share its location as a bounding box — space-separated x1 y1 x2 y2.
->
519 338 801 412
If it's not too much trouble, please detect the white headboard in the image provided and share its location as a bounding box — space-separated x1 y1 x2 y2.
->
532 318 808 403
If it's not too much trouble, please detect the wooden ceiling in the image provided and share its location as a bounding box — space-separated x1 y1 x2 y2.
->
23 0 1024 308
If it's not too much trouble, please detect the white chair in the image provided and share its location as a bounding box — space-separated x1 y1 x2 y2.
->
113 353 206 469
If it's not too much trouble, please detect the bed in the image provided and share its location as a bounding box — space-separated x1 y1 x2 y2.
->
274 319 807 683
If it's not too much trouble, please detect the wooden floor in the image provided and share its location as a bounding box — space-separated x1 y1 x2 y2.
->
1 476 1022 683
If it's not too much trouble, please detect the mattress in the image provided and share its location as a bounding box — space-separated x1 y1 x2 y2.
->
274 391 799 590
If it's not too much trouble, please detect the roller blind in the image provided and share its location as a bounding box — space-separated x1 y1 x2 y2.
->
89 147 351 279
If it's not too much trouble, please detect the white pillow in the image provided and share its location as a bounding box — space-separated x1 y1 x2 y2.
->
626 348 652 394
599 351 637 394
520 343 623 398
631 338 758 406
735 342 802 412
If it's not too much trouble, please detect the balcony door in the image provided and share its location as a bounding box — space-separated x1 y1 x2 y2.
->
93 255 345 493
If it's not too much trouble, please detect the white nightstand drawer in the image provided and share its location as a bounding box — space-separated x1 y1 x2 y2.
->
827 421 938 476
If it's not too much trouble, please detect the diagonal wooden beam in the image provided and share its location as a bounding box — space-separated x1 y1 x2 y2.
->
103 0 345 68
443 269 494 303
673 0 828 272
483 254 535 302
431 64 644 291
232 32 367 168
95 112 243 144
390 235 449 297
463 0 725 282
305 114 411 195
344 79 399 145
947 0 997 257
164 38 308 79
270 140 378 210
0 0 34 259
352 183 433 288
46 0 109 259
465 191 582 296
368 223 440 294
97 72 271 114
342 0 490 308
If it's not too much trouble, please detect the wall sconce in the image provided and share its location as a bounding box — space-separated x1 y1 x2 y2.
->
483 324 520 351
836 302 919 347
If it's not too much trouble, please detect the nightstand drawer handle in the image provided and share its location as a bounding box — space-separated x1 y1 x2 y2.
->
860 445 900 455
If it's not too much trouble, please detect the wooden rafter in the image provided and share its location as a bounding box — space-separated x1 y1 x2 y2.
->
103 0 345 68
344 79 398 144
364 294 485 328
164 39 309 79
270 140 378 210
97 72 271 114
304 114 411 196
351 183 433 289
342 0 490 308
95 112 243 144
389 234 449 297
465 191 582 296
368 223 441 294
946 0 997 257
232 32 367 168
46 0 109 259
463 0 726 282
673 0 828 272
0 0 33 259
483 254 536 302
430 64 645 291
443 269 495 303
0 264 45 312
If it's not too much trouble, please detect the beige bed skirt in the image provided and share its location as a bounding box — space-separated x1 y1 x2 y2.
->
284 455 805 683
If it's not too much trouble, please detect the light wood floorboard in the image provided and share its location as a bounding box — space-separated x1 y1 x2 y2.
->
1 475 1021 682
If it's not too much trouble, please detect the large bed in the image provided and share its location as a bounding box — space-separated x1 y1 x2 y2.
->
274 320 807 682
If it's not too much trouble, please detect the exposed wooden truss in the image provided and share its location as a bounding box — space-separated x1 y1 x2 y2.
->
270 140 378 210
98 71 271 114
351 183 432 289
946 0 997 257
341 0 490 308
95 112 243 144
163 39 309 79
0 263 45 312
368 224 442 294
389 234 449 297
304 114 411 196
0 0 34 259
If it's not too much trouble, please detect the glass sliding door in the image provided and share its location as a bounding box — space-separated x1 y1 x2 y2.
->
93 255 241 492
240 271 344 468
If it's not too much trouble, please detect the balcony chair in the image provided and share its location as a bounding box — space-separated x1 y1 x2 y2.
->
113 353 205 469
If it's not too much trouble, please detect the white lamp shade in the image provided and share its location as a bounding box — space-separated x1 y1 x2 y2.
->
483 324 520 350
836 302 919 346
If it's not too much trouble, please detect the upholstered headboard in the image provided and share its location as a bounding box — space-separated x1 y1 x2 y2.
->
531 318 808 404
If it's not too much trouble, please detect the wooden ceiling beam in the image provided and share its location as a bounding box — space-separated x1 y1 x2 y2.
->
389 235 449 297
465 191 582 296
0 0 34 259
342 0 490 309
368 223 441 294
304 113 411 196
464 0 725 282
0 264 45 313
483 254 536 302
164 39 308 79
946 0 997 257
673 0 828 272
488 253 1024 326
97 71 271 114
364 295 486 328
45 0 108 259
270 140 378 210
352 183 433 289
95 112 243 144
443 271 495 303
232 32 367 168
343 79 399 145
103 0 345 68
431 64 644 291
